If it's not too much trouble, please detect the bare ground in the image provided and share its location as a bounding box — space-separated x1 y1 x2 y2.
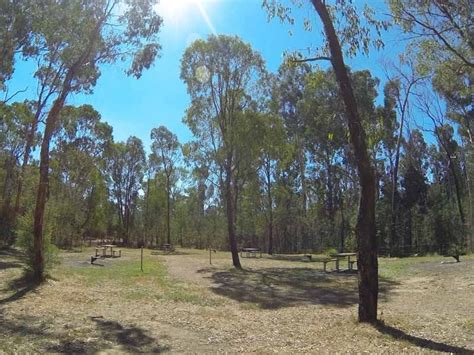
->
0 248 473 353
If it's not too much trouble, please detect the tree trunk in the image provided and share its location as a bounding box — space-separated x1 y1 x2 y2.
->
14 106 42 217
265 160 274 255
32 88 70 282
166 175 171 245
390 134 402 256
225 165 241 268
311 0 378 323
340 199 345 253
435 129 466 228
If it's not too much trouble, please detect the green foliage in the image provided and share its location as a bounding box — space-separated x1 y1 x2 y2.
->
1 0 472 265
325 248 337 256
15 213 59 276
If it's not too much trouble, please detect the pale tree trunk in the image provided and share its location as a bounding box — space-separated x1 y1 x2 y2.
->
33 84 71 282
32 16 104 281
265 159 274 255
166 175 171 245
225 164 241 268
390 77 416 256
15 81 56 217
390 112 404 255
311 0 378 323
14 123 36 216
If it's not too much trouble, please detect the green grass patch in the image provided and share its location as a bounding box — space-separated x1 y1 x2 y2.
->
378 255 445 279
57 252 221 306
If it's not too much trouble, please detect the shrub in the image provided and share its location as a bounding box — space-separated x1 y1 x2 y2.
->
324 247 338 256
15 213 60 277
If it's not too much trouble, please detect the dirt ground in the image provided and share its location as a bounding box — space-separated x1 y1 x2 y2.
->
0 248 473 353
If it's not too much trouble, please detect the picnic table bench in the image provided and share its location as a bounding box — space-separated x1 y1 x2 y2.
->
95 245 121 258
240 248 262 258
330 252 357 272
303 255 338 272
161 244 175 252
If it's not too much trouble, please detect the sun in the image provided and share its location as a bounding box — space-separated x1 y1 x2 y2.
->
155 0 217 34
156 0 201 25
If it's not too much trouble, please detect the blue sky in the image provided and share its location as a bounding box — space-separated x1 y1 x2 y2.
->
8 0 409 151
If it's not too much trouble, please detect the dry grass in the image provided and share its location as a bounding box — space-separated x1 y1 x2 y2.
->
0 247 473 353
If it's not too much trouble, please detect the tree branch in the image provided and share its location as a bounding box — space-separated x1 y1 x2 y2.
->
290 55 331 63
2 87 28 104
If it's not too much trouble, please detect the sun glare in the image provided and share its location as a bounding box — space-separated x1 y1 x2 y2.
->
156 0 217 34
157 0 200 24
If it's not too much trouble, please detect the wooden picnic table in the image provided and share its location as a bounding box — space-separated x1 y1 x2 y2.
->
330 252 357 272
240 248 262 258
99 244 117 257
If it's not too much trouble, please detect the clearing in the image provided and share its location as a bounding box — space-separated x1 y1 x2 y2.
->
0 248 473 353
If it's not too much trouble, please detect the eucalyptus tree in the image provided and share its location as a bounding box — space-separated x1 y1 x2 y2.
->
264 0 389 322
418 89 468 239
272 63 312 217
181 35 267 268
0 0 33 90
399 130 429 253
0 102 33 245
22 0 162 281
389 0 473 251
389 0 473 69
150 126 181 245
300 69 346 247
380 58 427 255
257 113 288 255
49 105 112 247
106 137 146 246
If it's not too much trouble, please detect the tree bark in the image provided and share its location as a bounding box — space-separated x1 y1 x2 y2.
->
32 85 71 282
265 161 274 255
339 198 345 253
225 164 242 268
166 175 171 245
311 0 378 323
31 13 104 281
432 125 467 228
390 107 404 256
14 88 50 217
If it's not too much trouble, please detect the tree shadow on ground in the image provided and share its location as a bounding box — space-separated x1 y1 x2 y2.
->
206 267 398 309
45 340 102 353
269 254 311 262
0 281 38 305
92 317 170 352
0 260 23 270
0 248 25 258
0 248 26 270
0 314 170 353
0 314 48 338
150 250 192 256
0 263 39 305
374 321 473 353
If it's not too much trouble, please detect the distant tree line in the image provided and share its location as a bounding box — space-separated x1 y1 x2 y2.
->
0 0 472 277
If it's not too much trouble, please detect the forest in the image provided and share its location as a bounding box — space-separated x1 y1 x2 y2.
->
0 0 473 341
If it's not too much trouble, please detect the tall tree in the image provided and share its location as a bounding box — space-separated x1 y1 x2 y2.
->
0 102 32 245
27 0 162 281
49 105 112 247
273 63 311 226
181 35 267 268
106 137 145 246
264 0 387 322
382 59 423 255
310 0 379 322
0 0 33 90
257 113 288 255
389 0 474 69
150 126 180 245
